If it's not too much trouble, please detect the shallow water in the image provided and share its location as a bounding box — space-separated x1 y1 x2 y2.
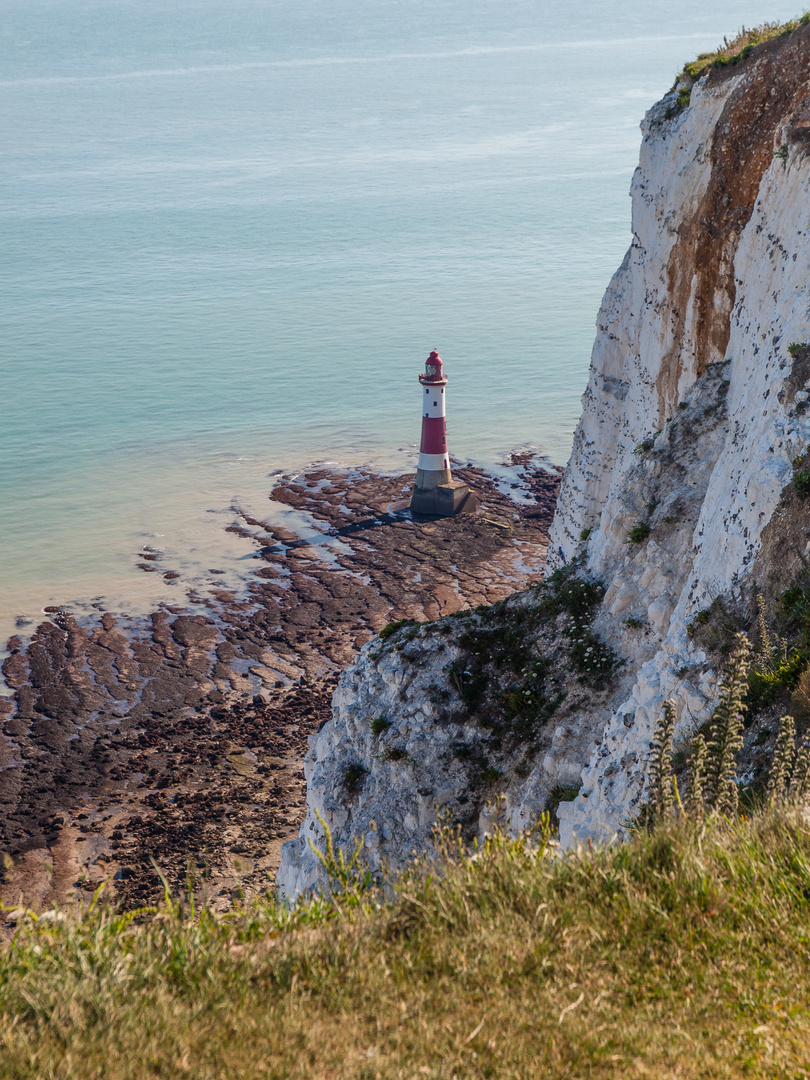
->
1 0 798 643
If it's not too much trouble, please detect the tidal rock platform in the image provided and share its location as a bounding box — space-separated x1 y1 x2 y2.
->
0 456 559 913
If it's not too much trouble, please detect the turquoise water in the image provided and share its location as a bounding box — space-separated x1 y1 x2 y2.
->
1 0 798 638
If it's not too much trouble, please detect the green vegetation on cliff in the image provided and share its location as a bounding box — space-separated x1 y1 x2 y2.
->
680 13 810 81
3 811 810 1078
667 12 810 115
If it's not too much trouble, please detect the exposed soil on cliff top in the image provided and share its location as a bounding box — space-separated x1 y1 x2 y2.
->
1 458 559 913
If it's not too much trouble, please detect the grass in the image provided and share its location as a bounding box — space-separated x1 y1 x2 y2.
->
744 571 810 714
690 608 712 629
535 566 605 622
382 746 410 764
626 521 651 544
447 599 553 736
632 438 655 457
343 762 367 791
444 567 619 740
782 573 810 634
686 597 743 656
378 618 417 642
748 649 807 712
675 85 692 111
370 716 391 738
664 14 810 118
679 14 810 81
568 627 620 677
4 812 810 1078
687 569 810 718
537 566 621 682
544 781 582 818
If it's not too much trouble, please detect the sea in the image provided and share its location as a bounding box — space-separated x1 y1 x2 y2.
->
1 0 799 648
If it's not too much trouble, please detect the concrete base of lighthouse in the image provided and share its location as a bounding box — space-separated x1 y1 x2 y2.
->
410 478 476 518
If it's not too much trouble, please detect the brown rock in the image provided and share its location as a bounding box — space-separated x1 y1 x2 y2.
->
171 616 219 650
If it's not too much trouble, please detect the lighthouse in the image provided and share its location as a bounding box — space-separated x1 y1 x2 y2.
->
410 350 476 517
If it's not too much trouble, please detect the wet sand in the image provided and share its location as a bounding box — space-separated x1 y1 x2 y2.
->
1 458 560 912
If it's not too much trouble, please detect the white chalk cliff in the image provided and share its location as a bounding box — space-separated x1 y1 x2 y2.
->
278 29 810 898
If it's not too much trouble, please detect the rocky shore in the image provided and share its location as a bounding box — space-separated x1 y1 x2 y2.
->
0 457 559 912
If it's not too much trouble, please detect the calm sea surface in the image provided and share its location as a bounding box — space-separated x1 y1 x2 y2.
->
1 0 798 643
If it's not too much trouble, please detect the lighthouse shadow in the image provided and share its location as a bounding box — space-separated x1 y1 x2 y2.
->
256 504 418 557
255 499 477 556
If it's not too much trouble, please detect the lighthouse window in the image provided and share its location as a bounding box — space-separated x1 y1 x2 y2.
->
425 388 429 394
433 401 437 406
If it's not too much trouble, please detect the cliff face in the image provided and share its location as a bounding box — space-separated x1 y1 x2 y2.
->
549 28 810 844
276 589 623 899
551 29 810 559
279 28 810 897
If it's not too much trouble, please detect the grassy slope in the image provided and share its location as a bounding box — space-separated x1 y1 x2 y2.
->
3 813 810 1078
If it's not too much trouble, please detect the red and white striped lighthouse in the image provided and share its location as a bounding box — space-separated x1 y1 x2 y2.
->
410 350 476 517
416 349 451 488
